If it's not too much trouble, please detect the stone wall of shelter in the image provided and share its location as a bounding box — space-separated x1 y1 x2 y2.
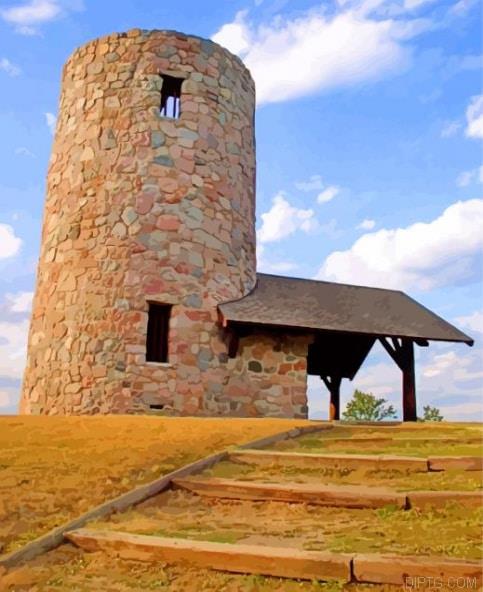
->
222 332 312 419
20 28 310 419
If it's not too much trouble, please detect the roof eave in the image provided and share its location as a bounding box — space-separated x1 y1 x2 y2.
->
218 314 474 346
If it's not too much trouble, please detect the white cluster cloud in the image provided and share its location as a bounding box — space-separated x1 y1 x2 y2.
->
295 175 325 192
440 120 461 138
257 248 298 275
358 218 376 230
0 57 21 77
0 319 30 380
5 291 34 313
451 0 479 16
317 185 340 204
456 166 483 187
0 389 13 409
212 10 251 55
0 291 34 411
295 175 341 204
1 0 61 34
0 223 22 259
316 199 483 291
45 112 57 134
422 350 460 378
420 344 483 399
0 0 82 35
15 146 36 158
257 192 318 243
212 2 428 105
456 310 483 334
403 0 437 10
465 94 483 139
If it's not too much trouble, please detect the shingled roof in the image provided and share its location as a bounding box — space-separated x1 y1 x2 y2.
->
218 273 473 345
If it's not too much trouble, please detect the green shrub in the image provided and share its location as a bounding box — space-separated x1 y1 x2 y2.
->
422 405 444 422
342 389 397 421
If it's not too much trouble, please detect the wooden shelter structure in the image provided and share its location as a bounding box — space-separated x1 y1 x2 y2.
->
219 274 474 421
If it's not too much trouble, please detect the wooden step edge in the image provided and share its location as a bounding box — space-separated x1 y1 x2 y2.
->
428 456 483 472
233 450 483 472
353 553 483 586
64 528 352 582
64 529 482 587
172 477 408 509
175 477 482 511
229 450 430 471
407 490 483 509
320 436 482 444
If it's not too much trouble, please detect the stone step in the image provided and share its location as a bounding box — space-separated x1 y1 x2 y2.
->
172 477 407 509
229 449 429 472
64 528 482 587
64 528 352 582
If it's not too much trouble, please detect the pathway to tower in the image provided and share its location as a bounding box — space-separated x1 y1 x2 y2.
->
30 422 483 590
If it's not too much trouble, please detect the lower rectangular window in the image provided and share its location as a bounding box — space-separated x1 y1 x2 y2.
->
146 303 171 363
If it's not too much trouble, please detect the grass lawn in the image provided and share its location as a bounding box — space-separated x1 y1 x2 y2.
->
0 415 312 554
269 423 483 457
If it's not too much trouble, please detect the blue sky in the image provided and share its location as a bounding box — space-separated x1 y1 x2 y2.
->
0 0 481 419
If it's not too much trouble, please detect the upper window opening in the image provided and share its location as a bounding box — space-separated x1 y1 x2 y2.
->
146 302 171 363
160 75 182 119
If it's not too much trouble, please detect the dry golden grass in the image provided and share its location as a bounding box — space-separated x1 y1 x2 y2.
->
0 415 312 554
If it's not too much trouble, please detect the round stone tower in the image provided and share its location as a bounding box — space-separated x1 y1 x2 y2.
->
21 29 256 415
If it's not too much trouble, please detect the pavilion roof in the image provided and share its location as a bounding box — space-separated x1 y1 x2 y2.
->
218 273 473 345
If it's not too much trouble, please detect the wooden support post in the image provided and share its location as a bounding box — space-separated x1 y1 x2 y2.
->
379 337 417 422
322 375 342 421
402 340 417 422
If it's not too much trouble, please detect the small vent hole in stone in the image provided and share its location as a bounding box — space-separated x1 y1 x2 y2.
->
149 404 165 410
160 74 182 119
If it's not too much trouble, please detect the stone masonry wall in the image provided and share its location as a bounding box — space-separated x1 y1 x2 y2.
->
20 29 310 419
223 332 312 419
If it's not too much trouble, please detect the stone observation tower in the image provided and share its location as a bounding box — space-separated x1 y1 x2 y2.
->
21 29 258 415
22 28 471 419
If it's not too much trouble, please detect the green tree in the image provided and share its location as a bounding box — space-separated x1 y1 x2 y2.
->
342 389 397 422
422 405 444 422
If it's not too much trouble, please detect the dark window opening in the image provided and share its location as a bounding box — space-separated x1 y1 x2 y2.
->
160 75 182 119
146 303 171 363
149 404 165 410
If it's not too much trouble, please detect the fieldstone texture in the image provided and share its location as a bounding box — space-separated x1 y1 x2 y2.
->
20 29 309 419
